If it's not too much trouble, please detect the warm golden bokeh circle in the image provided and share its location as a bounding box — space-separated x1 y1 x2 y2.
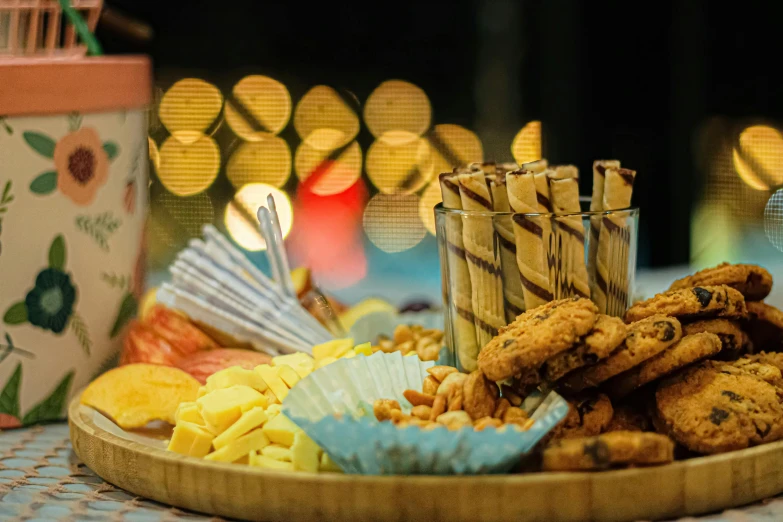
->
363 193 426 253
158 78 223 144
418 181 443 235
225 76 292 142
364 80 432 139
294 85 360 150
733 125 783 191
428 123 483 175
158 136 220 196
511 120 543 165
226 137 292 190
366 131 434 194
294 140 362 196
224 183 293 251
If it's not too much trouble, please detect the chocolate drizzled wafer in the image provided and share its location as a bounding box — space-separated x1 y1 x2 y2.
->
439 172 480 371
458 171 506 348
595 167 636 316
588 160 621 296
549 173 590 299
521 159 549 174
506 170 552 310
489 172 526 321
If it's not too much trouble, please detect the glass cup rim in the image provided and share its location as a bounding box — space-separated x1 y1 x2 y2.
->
434 202 639 219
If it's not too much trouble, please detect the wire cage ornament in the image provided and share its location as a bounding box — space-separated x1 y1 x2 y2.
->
0 0 102 57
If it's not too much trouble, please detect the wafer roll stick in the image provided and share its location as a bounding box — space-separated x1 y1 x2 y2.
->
588 160 621 295
595 167 636 316
458 172 506 349
548 175 590 299
439 172 481 371
490 173 526 322
532 169 556 296
506 171 553 310
521 159 549 174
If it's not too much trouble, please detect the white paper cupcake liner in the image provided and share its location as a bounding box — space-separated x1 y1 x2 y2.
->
282 351 569 475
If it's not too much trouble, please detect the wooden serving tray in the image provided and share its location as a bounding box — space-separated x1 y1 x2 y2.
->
68 395 783 522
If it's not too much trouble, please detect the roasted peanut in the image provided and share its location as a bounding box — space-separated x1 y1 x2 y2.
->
447 387 463 412
403 389 435 407
493 398 511 420
390 409 411 424
373 399 401 421
430 395 447 420
393 324 415 345
422 375 440 395
427 365 458 383
473 416 503 431
462 370 498 420
436 372 468 396
503 406 529 427
411 405 432 420
436 410 473 430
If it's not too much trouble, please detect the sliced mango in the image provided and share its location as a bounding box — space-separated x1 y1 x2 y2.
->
197 385 267 433
213 407 268 450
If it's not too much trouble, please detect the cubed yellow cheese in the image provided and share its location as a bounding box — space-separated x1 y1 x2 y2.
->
213 407 268 450
251 454 294 471
341 351 357 359
291 431 320 473
266 404 282 417
276 365 300 388
272 352 315 378
261 444 292 461
234 455 250 465
312 338 353 360
353 342 372 356
315 356 337 369
262 414 301 446
168 421 215 458
264 389 279 405
405 351 418 357
175 402 204 425
255 364 290 402
206 367 268 394
197 387 208 398
204 428 269 462
319 452 343 473
197 385 268 433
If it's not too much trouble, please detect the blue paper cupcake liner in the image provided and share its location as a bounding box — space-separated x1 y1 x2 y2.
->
282 351 569 475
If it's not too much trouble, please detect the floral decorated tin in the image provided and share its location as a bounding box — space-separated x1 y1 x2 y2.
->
0 56 151 426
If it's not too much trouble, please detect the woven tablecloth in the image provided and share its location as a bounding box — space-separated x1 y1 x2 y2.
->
1 424 782 522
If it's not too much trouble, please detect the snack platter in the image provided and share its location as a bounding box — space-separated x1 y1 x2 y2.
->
66 159 783 521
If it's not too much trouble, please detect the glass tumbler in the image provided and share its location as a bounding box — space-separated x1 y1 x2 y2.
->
435 200 639 372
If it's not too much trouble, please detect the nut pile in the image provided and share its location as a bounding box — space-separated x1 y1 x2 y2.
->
373 365 534 431
373 324 444 361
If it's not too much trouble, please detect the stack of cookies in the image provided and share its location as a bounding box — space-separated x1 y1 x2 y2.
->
475 262 783 471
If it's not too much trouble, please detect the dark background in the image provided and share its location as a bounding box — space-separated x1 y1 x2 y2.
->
99 0 783 268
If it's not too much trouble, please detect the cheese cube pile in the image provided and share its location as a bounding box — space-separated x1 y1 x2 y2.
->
166 338 371 472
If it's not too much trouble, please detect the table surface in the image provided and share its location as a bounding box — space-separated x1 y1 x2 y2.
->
0 425 782 522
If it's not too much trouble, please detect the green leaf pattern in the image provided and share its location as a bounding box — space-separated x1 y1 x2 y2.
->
48 235 66 270
75 212 122 251
23 131 56 158
0 363 22 418
22 371 74 425
29 171 58 195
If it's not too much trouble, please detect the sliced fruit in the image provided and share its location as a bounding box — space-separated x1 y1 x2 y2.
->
338 298 397 331
176 348 272 384
121 321 181 366
145 305 220 357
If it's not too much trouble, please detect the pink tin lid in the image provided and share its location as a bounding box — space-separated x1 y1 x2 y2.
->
0 55 151 116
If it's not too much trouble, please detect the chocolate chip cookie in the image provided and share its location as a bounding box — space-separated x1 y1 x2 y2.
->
604 332 722 399
745 301 783 351
624 285 747 323
683 319 750 360
669 263 773 301
549 392 614 440
655 360 783 453
542 431 675 471
477 297 598 382
543 315 627 382
561 315 682 392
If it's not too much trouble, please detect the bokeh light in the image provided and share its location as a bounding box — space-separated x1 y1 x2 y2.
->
765 189 783 251
294 141 362 196
418 180 443 235
294 85 359 150
225 76 291 142
733 125 783 191
364 80 431 139
158 78 223 144
366 131 434 194
511 120 543 165
226 137 291 189
428 124 484 175
363 193 426 252
158 136 220 196
224 183 293 251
